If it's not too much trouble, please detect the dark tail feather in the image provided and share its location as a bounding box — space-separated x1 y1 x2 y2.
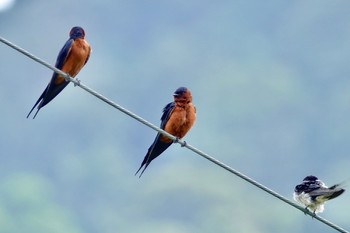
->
328 188 345 200
26 99 40 119
135 166 143 177
26 107 36 118
27 79 69 119
135 136 173 178
27 89 46 119
135 151 152 178
32 108 41 119
135 163 149 178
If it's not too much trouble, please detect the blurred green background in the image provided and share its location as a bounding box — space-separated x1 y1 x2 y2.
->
1 0 349 232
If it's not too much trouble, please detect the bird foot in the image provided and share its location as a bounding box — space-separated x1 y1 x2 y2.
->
304 207 316 218
64 74 71 82
310 212 316 219
173 138 187 147
74 78 81 86
173 137 180 143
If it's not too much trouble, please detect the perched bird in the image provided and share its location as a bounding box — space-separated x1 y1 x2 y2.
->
135 87 196 177
293 175 345 214
27 26 91 119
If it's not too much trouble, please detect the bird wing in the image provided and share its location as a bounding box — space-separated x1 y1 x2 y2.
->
160 102 175 129
146 102 175 157
26 39 74 118
310 186 345 202
295 182 321 194
38 39 74 106
54 38 74 69
135 102 175 177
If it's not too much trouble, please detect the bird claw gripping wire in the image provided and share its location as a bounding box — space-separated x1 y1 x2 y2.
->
63 74 71 82
173 137 187 147
173 137 180 144
74 78 81 87
303 207 316 219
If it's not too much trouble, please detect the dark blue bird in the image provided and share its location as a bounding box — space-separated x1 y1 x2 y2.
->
136 87 196 177
27 26 91 119
293 175 345 213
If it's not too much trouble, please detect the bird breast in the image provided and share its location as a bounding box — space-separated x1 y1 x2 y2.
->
164 104 196 139
62 38 91 77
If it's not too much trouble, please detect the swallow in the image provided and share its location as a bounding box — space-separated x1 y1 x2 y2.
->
293 175 345 214
27 26 91 119
135 87 196 177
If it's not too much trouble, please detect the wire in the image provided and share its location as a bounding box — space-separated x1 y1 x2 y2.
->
0 36 348 233
186 141 349 232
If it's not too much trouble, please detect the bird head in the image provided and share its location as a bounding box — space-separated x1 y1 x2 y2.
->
173 87 192 103
70 26 85 39
303 176 319 182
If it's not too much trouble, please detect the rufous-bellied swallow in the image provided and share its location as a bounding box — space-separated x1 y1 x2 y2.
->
136 87 196 177
27 26 91 119
293 175 345 214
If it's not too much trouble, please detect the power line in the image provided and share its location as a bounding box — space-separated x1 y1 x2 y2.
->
0 36 348 233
